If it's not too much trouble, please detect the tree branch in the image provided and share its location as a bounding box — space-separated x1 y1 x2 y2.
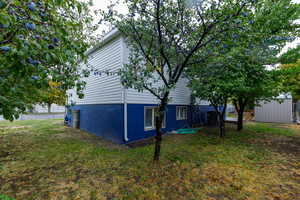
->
143 83 163 100
155 0 172 79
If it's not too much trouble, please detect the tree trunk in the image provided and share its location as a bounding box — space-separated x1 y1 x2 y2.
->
47 103 51 113
153 114 163 162
233 98 248 131
153 96 168 162
237 109 244 131
218 114 225 138
213 101 227 138
234 98 246 131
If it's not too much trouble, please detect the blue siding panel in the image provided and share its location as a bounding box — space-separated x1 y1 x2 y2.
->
192 105 225 125
66 104 215 144
126 104 190 142
69 104 125 144
197 105 216 125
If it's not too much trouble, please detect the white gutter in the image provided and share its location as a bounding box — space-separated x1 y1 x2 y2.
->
121 37 129 142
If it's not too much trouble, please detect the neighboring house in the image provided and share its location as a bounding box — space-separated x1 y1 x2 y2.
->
0 104 65 121
255 94 293 124
30 104 65 113
66 29 212 144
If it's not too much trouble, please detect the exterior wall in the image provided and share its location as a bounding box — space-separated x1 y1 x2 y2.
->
195 99 210 106
122 38 191 105
170 78 192 105
67 103 191 144
191 105 216 125
68 104 125 144
69 36 124 105
255 99 293 123
126 104 191 142
70 35 192 106
66 103 215 144
126 78 191 105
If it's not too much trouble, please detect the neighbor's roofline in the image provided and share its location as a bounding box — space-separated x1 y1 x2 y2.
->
85 28 121 56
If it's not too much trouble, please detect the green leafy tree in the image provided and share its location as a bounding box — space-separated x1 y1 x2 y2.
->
101 0 258 161
188 57 235 137
188 0 299 132
228 0 299 131
280 45 300 65
0 0 95 120
230 63 282 131
280 59 300 102
188 52 281 136
279 45 300 102
38 81 67 113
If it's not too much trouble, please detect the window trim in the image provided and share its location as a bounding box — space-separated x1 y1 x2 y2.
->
176 106 188 120
144 106 166 131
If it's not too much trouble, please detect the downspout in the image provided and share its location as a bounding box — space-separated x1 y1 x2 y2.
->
123 88 129 142
121 37 129 142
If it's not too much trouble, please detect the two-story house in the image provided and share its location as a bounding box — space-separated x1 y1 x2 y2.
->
66 29 214 144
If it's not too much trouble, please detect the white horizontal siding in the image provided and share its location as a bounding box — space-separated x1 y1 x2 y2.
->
69 35 191 106
169 78 191 105
195 98 210 105
126 88 159 104
69 36 124 105
126 80 191 105
255 99 293 123
123 39 191 105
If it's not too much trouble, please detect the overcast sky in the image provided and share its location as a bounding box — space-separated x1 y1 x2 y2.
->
90 0 300 53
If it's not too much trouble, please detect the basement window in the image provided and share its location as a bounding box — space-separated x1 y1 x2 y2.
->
176 106 188 120
144 107 166 131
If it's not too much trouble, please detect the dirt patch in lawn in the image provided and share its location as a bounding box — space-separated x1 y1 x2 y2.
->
251 135 300 158
274 123 300 132
248 131 300 199
0 126 31 129
126 137 155 148
0 151 11 159
126 133 201 148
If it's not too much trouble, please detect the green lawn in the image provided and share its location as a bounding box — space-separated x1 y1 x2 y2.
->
1 120 300 200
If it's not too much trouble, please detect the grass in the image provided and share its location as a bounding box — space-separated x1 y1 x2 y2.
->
1 119 300 200
227 112 237 118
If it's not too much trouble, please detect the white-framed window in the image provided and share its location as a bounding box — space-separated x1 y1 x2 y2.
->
176 106 188 120
144 107 166 131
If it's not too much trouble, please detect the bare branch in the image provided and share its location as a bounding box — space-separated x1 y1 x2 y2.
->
143 83 163 100
155 0 172 78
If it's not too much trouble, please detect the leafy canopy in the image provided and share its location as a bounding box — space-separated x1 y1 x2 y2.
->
188 0 300 106
0 0 95 120
280 59 300 101
37 81 67 108
280 45 300 65
101 0 258 101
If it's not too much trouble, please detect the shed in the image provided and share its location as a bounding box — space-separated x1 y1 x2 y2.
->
255 95 293 123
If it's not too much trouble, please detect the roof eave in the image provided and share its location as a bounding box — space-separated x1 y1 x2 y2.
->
85 29 121 56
